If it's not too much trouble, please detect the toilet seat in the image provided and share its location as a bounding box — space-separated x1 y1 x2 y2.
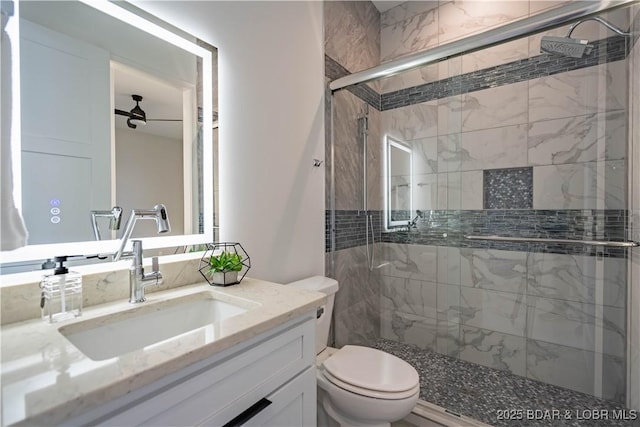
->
322 369 420 399
322 345 420 400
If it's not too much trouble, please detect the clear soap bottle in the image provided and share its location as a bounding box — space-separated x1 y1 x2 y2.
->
41 256 82 323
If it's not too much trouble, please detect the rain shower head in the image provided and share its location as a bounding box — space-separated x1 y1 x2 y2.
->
540 16 632 58
540 36 593 58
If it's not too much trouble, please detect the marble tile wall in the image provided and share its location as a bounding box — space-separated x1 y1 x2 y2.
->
329 247 381 347
378 1 630 215
381 60 628 213
330 85 383 212
378 242 628 402
325 0 380 74
325 1 382 347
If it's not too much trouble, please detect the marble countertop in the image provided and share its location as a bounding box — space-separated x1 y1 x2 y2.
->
0 278 325 426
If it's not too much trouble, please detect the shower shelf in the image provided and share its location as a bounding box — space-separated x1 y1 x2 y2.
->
464 235 639 247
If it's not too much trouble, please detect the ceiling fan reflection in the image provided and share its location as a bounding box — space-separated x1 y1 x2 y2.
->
114 94 181 129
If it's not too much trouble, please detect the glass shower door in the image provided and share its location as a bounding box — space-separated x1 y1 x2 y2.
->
328 2 638 423
372 7 634 421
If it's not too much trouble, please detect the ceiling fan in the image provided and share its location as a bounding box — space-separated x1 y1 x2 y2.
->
114 94 182 129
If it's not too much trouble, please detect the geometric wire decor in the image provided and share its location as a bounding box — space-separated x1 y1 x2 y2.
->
198 242 251 286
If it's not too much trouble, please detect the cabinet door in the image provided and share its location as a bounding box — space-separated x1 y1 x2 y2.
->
79 317 315 427
206 367 316 427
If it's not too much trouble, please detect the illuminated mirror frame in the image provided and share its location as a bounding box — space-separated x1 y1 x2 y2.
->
385 136 412 230
1 0 213 264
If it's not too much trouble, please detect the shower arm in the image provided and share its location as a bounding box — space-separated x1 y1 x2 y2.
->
566 16 632 38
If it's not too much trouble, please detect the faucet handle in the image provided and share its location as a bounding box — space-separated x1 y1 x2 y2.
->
152 256 159 273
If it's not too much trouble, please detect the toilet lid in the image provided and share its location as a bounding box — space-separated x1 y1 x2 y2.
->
323 345 419 393
322 369 420 400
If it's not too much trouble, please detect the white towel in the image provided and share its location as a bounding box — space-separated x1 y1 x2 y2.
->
1 6 28 251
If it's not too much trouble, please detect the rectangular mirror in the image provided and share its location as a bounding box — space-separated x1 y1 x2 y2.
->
0 0 216 265
386 136 412 229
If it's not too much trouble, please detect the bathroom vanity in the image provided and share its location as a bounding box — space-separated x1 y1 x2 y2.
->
0 278 325 426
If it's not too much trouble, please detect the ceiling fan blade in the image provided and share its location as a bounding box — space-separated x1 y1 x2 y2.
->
116 107 181 125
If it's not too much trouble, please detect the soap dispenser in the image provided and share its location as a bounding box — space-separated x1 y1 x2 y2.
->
40 256 83 323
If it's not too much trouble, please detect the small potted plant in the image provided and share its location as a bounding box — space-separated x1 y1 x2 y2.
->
208 251 243 285
199 242 251 286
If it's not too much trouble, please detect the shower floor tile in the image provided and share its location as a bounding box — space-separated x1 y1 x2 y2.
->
374 339 636 427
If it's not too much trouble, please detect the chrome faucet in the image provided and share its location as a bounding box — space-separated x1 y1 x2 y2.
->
129 240 163 303
110 204 170 303
90 206 123 240
113 204 170 261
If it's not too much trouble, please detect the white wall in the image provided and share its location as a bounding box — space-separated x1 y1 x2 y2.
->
133 1 325 283
115 128 184 239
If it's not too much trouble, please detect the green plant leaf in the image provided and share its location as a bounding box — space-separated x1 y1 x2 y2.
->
208 251 243 273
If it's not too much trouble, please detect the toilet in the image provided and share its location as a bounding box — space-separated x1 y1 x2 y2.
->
288 276 419 427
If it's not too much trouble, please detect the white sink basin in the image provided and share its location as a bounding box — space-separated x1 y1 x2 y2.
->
59 291 256 361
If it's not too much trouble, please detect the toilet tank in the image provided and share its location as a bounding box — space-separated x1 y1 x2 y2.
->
287 276 339 354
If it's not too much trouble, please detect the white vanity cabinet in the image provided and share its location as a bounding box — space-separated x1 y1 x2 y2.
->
64 314 316 427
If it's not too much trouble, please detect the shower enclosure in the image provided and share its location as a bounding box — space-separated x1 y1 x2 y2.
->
326 0 640 424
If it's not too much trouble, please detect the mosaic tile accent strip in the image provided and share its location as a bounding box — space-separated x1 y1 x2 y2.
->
325 55 380 110
328 210 383 252
328 209 628 257
390 210 411 222
484 167 533 209
380 36 628 110
368 209 628 257
374 339 631 427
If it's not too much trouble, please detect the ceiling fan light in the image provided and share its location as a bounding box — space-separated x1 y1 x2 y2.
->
129 116 146 126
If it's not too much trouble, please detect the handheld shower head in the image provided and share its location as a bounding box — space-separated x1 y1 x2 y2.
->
540 16 632 58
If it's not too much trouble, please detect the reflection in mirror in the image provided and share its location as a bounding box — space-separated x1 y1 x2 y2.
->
386 137 412 229
0 0 216 269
